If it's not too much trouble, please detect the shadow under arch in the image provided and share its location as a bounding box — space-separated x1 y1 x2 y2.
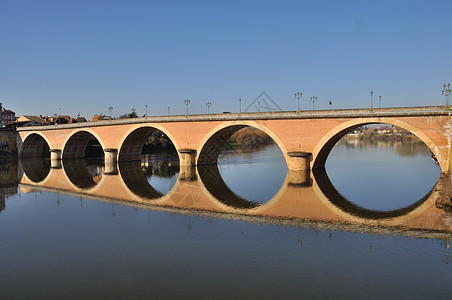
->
197 122 288 166
19 158 51 183
63 159 103 190
312 118 445 171
20 133 50 158
62 131 104 160
312 168 433 220
197 164 261 209
118 126 177 162
118 161 166 200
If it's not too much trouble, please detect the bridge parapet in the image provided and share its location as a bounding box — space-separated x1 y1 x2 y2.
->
16 106 450 132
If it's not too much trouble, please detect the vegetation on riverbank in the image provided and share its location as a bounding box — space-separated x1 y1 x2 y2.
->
141 128 274 153
224 128 274 150
344 125 423 143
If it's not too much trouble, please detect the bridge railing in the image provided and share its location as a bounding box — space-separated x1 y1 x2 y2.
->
17 105 450 132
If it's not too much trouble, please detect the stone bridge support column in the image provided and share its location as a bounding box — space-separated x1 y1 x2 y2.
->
104 148 118 175
179 149 196 167
287 152 313 186
50 149 62 169
179 164 197 181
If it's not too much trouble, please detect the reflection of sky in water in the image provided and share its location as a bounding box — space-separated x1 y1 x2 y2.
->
217 145 287 203
147 175 178 195
326 141 441 211
3 191 452 298
144 153 179 195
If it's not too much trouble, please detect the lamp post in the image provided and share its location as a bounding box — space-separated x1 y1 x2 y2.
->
294 92 302 114
379 96 381 109
329 100 332 110
239 98 242 116
206 101 211 114
184 99 190 117
442 83 451 109
145 105 148 118
258 101 261 113
310 96 317 110
108 106 113 117
168 106 170 116
370 90 374 112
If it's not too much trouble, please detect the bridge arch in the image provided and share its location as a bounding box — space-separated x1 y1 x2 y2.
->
312 117 445 171
118 124 180 162
196 121 288 165
62 130 106 160
20 133 51 158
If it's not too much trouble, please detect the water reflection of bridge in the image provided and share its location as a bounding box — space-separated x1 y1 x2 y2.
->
18 158 452 236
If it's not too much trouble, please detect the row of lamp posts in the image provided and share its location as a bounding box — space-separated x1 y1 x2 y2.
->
108 84 451 119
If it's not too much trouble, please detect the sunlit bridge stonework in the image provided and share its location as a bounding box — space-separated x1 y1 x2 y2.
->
17 106 451 178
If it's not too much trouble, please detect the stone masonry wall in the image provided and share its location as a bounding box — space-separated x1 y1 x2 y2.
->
0 128 18 158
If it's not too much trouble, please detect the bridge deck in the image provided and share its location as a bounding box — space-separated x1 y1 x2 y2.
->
17 105 451 132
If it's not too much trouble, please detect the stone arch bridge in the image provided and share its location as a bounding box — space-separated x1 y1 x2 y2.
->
17 106 452 178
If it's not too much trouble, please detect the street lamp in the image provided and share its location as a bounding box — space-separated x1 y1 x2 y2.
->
239 98 242 116
310 96 318 110
379 96 381 109
206 101 212 114
108 106 113 117
168 106 170 116
294 92 302 114
184 99 190 117
258 101 261 113
442 83 451 109
145 105 148 118
370 90 374 112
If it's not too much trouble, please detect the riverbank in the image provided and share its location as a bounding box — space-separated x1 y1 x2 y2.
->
436 173 452 212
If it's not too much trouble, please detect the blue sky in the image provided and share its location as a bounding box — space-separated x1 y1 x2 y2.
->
1 0 451 118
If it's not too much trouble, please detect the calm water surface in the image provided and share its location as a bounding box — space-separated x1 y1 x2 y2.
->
1 140 451 299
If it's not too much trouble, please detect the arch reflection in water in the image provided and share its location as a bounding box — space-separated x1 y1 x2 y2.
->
20 158 51 183
198 145 288 209
313 168 432 220
324 137 441 212
119 153 179 200
63 159 104 189
197 164 260 209
16 143 449 232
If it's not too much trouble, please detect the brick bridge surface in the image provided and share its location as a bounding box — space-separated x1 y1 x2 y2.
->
17 106 452 174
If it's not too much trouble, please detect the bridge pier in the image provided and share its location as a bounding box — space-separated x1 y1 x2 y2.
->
179 164 197 181
50 149 62 169
104 148 118 164
179 149 196 167
104 162 118 175
104 149 118 174
287 151 312 171
287 170 312 187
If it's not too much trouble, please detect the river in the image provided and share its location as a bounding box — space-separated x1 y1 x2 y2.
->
1 139 451 299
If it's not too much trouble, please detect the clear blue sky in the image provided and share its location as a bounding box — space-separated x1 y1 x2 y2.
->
1 0 451 118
